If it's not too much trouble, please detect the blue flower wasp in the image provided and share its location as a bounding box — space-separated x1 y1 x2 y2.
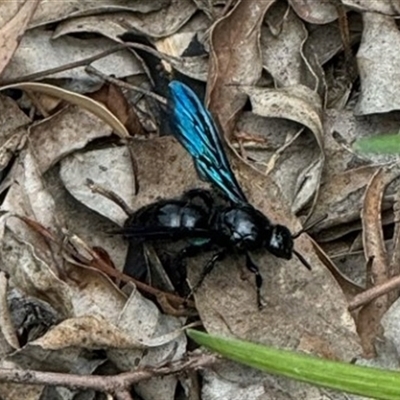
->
122 81 311 308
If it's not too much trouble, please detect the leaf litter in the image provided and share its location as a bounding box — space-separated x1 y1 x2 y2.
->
1 0 400 399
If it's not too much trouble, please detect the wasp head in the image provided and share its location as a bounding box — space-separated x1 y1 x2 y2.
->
267 224 294 260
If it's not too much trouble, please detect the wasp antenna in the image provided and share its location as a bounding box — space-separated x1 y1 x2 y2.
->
293 249 312 271
291 228 304 240
292 213 328 239
305 213 328 231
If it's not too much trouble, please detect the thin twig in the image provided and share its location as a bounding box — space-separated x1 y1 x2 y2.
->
0 353 218 394
348 274 400 311
65 232 196 312
0 41 177 93
0 44 129 85
86 178 134 217
85 65 167 105
15 215 196 312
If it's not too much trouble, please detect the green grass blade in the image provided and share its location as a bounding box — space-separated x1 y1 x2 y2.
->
353 134 400 154
187 329 400 400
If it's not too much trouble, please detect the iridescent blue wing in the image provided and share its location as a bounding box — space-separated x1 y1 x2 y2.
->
169 81 247 204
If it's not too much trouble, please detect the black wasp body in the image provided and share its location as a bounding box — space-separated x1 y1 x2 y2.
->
124 190 292 257
122 81 310 308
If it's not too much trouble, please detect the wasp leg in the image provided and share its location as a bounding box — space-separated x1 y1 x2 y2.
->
123 242 148 282
188 249 227 298
175 239 211 263
172 241 211 295
245 253 263 309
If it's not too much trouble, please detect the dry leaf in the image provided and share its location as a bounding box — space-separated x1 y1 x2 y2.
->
355 13 400 115
208 0 274 136
0 1 40 74
290 0 338 24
